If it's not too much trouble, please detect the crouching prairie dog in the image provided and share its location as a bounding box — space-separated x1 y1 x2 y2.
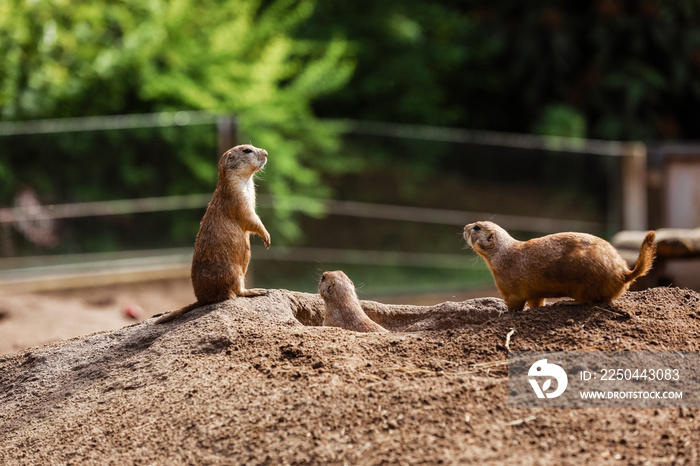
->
156 144 271 324
464 221 656 312
318 271 387 332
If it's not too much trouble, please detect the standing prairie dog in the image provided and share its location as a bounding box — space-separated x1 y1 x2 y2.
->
464 221 656 312
318 271 387 332
156 144 270 324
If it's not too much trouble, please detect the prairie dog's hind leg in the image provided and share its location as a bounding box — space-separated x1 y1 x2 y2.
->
527 298 546 309
231 275 267 297
505 297 526 313
239 288 268 297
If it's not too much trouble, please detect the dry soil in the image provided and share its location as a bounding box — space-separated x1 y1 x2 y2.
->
1 285 700 465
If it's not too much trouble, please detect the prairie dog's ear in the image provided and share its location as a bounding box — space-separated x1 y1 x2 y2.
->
480 231 496 249
219 145 252 169
225 147 246 170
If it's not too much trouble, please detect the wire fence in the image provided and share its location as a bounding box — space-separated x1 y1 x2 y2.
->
347 120 635 157
0 111 636 157
0 193 604 231
0 111 647 292
0 111 220 136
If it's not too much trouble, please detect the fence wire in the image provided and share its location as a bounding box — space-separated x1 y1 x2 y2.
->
0 111 632 283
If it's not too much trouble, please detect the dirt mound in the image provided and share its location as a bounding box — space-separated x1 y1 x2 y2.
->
1 287 699 464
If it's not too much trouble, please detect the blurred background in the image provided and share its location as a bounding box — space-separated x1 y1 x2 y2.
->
1 1 700 347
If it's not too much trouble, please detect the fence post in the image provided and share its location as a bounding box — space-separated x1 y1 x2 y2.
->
621 142 648 231
217 115 238 156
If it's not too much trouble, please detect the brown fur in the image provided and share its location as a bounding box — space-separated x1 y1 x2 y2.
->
318 271 387 332
464 221 656 312
156 145 271 324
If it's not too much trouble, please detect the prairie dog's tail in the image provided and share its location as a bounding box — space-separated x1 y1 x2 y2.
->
624 231 656 284
154 301 201 324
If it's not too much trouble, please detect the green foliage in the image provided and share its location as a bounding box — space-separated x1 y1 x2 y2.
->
0 0 354 245
534 104 587 139
305 1 700 140
4 0 700 258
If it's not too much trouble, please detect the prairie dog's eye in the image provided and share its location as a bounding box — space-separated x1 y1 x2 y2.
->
242 148 253 154
472 225 481 231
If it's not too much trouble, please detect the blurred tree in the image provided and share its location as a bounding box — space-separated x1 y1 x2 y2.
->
0 0 354 241
534 104 587 139
305 1 700 140
301 2 471 126
3 0 700 255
